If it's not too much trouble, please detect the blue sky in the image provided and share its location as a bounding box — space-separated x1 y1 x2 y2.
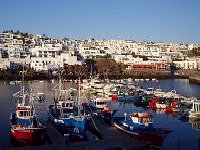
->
0 0 200 43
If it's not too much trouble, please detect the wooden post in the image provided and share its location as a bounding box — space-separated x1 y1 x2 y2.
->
177 140 180 150
64 134 70 144
199 138 200 150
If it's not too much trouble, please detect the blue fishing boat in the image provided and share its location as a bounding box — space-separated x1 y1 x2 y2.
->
48 77 86 138
113 112 170 148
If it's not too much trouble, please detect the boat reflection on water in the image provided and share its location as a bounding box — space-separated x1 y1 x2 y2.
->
151 108 178 118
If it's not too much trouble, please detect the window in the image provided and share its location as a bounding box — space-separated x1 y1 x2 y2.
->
19 111 23 117
62 103 65 107
18 110 33 117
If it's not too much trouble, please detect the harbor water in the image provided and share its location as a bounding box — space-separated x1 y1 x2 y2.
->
1 79 200 149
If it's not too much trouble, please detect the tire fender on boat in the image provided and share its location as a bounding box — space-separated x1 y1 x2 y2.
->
73 127 79 134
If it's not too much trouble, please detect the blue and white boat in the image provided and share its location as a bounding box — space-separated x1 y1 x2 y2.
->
113 112 170 147
48 77 86 137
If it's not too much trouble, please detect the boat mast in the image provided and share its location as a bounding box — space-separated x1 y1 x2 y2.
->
59 69 62 99
78 77 81 116
22 64 25 105
29 88 34 117
54 69 62 108
90 63 92 78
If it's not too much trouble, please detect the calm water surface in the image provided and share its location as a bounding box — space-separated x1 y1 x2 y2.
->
0 79 200 150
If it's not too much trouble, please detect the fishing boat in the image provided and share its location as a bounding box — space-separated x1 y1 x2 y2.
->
155 102 168 109
129 113 153 126
145 88 154 95
134 95 151 107
10 71 47 145
10 80 22 85
113 112 170 148
189 101 200 120
100 106 116 124
113 112 154 134
48 76 86 138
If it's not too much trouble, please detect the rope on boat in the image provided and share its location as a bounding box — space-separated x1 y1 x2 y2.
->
86 99 101 133
82 89 101 133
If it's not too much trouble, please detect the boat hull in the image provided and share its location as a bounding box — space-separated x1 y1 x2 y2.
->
48 106 86 137
113 119 169 148
10 128 47 145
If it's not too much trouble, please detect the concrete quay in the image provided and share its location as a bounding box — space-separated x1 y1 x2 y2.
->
11 118 146 150
189 76 200 85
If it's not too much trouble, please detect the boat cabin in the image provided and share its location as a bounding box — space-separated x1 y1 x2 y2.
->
16 105 35 119
57 101 73 109
130 113 153 127
146 88 154 95
94 98 108 109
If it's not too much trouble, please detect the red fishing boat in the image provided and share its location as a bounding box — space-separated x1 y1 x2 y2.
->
10 70 47 145
10 104 47 145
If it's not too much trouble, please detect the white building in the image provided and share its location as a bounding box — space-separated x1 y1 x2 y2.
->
29 43 63 71
0 57 31 69
173 59 197 69
78 44 106 59
61 52 82 65
30 56 63 71
112 54 143 65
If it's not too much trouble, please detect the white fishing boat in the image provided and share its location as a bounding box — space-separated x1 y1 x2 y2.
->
156 102 168 109
135 79 140 82
145 88 154 95
92 96 109 109
152 78 156 81
10 80 22 85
